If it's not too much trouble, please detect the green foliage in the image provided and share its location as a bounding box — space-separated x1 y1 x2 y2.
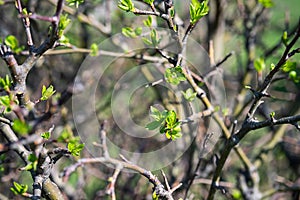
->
254 58 266 72
40 85 56 101
4 35 24 53
270 111 275 118
143 16 152 27
66 0 84 8
68 138 85 156
90 43 98 56
161 110 182 140
0 95 12 113
282 31 288 46
152 191 159 200
282 61 297 72
258 0 274 8
282 61 300 83
142 29 161 46
146 106 168 130
232 188 242 199
144 0 154 5
12 119 31 135
23 154 38 171
122 27 142 38
0 0 4 5
118 0 135 12
10 182 28 195
182 88 197 101
41 131 51 140
58 14 71 37
58 126 74 142
270 63 276 70
189 0 209 24
165 66 186 85
146 106 182 140
0 75 12 91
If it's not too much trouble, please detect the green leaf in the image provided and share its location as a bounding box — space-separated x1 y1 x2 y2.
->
143 16 153 27
152 191 159 200
282 61 297 72
149 106 162 121
0 75 12 91
146 120 161 130
282 31 288 46
150 29 160 47
68 140 85 156
254 58 266 72
142 37 153 45
165 110 177 125
118 0 135 12
41 131 51 139
134 27 142 36
189 0 209 24
40 85 56 101
165 66 187 85
10 182 28 195
122 27 142 38
12 119 31 135
144 0 154 5
182 88 197 101
0 0 5 5
66 0 84 8
4 35 24 53
0 95 12 113
58 14 71 37
270 63 276 70
270 111 275 118
90 43 98 56
58 126 73 142
5 35 18 50
23 154 38 171
258 0 274 8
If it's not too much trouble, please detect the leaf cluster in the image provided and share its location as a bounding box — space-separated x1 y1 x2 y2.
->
146 106 182 140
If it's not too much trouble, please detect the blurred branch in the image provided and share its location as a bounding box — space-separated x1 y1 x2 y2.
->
48 0 111 36
207 20 300 199
62 122 181 200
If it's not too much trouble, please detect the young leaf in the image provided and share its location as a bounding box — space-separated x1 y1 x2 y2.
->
118 0 135 12
4 35 24 53
122 27 138 38
254 58 266 72
258 0 274 8
282 61 297 72
143 16 152 27
41 131 51 139
134 27 142 36
40 85 56 101
66 0 84 8
12 119 31 135
144 0 154 5
150 29 160 47
165 66 187 85
58 14 71 37
0 95 12 113
10 182 28 195
182 88 197 101
142 37 153 45
68 140 85 156
189 0 209 24
282 31 288 46
90 43 98 56
145 120 161 130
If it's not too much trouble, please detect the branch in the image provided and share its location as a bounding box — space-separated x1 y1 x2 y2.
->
62 123 181 200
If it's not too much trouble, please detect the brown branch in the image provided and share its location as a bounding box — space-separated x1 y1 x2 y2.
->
62 123 181 200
